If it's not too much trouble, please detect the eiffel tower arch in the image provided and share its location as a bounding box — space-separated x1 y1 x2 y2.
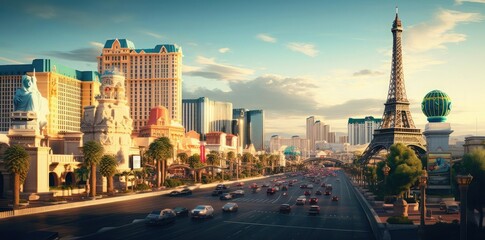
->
360 10 426 164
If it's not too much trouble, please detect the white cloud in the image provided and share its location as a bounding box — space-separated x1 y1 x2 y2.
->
219 48 230 53
143 31 164 40
286 42 319 57
256 34 277 43
455 0 485 4
24 4 57 19
406 9 482 53
90 42 104 48
183 56 254 81
0 57 23 64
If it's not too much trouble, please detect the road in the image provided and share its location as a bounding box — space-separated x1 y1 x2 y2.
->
0 171 375 240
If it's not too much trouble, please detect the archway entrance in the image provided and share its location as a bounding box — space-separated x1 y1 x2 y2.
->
49 172 58 187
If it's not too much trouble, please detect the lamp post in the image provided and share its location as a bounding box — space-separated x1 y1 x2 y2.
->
456 174 473 240
419 170 428 239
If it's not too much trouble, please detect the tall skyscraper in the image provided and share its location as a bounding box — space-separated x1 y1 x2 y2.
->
306 116 315 151
0 59 100 151
348 116 382 145
360 10 426 163
182 97 233 140
233 108 265 151
97 39 183 135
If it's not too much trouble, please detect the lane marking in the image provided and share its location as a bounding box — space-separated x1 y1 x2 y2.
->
224 220 369 233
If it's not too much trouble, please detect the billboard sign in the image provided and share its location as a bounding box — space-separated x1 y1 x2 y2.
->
130 155 141 170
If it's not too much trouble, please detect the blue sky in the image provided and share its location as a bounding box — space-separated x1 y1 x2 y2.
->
1 0 484 141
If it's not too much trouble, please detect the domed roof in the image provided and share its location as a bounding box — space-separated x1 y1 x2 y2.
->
421 90 451 122
284 146 301 156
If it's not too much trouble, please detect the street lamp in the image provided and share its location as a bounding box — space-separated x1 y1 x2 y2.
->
456 174 473 240
419 170 428 239
382 163 391 185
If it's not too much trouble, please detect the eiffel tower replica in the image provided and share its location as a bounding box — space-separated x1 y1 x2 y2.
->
360 10 426 164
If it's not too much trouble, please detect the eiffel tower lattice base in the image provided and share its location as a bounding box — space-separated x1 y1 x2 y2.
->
360 127 426 164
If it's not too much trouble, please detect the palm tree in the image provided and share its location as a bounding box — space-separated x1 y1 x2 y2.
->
74 165 89 186
206 151 220 179
4 145 30 208
82 141 104 198
227 151 235 179
241 152 254 177
99 154 118 195
177 152 188 165
146 137 173 187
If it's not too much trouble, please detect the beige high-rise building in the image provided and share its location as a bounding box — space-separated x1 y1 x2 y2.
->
97 39 183 135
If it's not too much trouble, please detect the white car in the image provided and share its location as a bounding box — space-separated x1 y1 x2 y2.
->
296 195 307 205
231 189 245 197
191 205 214 218
222 202 239 212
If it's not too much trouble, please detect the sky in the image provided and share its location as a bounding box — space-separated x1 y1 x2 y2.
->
1 0 484 141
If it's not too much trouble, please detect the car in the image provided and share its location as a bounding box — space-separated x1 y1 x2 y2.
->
262 182 270 187
304 190 311 196
296 195 306 205
331 196 339 201
309 197 318 205
222 202 239 212
212 190 223 196
172 207 189 216
145 209 177 225
308 205 320 215
439 201 446 210
231 189 245 197
169 190 181 197
315 190 322 195
180 188 192 195
325 190 331 196
236 182 244 187
321 183 326 188
267 187 276 195
250 183 258 189
215 184 229 190
307 184 314 189
279 204 291 213
336 178 340 182
220 193 233 200
300 184 307 189
281 185 288 191
191 205 214 218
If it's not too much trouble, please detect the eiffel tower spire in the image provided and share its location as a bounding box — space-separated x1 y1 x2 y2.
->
360 10 426 164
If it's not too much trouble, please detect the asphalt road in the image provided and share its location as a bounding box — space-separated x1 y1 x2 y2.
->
0 171 375 240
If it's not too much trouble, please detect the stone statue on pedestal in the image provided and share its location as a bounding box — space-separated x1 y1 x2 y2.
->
13 74 49 131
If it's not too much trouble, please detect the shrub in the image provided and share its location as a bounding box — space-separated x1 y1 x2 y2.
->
134 183 151 191
386 216 413 224
164 179 183 188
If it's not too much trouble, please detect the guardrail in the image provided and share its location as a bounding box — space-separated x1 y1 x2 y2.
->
343 173 385 240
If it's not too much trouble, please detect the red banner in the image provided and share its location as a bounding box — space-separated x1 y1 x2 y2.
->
200 144 206 163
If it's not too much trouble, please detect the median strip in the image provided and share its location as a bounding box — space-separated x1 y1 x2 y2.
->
223 220 370 233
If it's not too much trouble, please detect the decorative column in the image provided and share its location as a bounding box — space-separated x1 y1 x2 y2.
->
456 174 473 240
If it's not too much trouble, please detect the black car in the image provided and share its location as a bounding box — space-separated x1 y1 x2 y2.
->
181 188 192 195
172 207 189 216
279 204 291 213
315 190 322 195
169 190 181 197
145 209 177 225
267 187 276 195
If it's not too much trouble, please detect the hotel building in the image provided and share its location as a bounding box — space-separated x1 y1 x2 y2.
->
0 59 100 153
348 116 382 145
182 97 233 140
97 39 183 135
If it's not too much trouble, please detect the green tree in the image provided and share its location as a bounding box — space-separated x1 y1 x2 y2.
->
146 137 173 188
4 145 30 208
74 166 89 186
241 152 254 177
99 154 118 195
461 149 485 228
206 151 220 179
227 151 235 179
177 152 189 165
82 141 104 198
188 154 204 182
384 143 423 197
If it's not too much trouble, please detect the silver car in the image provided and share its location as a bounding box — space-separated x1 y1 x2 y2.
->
191 205 215 218
145 209 176 225
222 202 239 212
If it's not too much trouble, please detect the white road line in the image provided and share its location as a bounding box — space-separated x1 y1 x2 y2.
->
224 220 369 233
271 194 282 203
